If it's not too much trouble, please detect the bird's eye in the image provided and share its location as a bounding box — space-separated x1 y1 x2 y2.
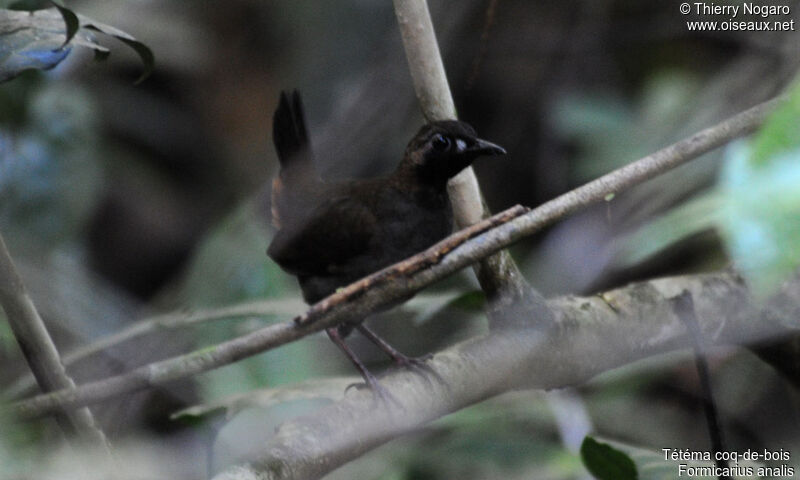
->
431 134 451 152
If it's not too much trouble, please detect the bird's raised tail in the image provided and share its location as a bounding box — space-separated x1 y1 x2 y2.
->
273 90 310 167
271 90 320 229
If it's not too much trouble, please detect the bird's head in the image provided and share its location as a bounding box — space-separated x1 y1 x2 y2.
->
400 120 506 186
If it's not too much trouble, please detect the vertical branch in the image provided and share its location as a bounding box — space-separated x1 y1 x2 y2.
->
392 0 553 327
392 0 482 223
0 232 110 453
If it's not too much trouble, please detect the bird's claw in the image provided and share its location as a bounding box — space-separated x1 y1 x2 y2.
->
392 353 447 389
369 382 403 410
345 377 403 410
344 381 367 394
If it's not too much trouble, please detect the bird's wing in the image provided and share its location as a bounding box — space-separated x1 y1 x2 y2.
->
271 90 321 229
267 195 377 277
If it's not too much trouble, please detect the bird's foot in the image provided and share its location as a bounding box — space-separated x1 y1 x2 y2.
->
390 352 447 388
354 324 447 388
328 326 400 408
345 373 402 410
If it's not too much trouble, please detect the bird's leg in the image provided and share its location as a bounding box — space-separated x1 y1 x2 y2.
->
354 324 444 387
325 327 400 407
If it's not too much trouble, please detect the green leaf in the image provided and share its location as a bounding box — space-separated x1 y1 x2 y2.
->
580 436 638 480
616 192 721 267
409 290 485 325
750 82 800 166
553 71 700 181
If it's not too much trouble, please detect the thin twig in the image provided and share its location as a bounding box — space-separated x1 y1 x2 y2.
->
0 232 110 452
4 95 778 419
7 293 464 399
5 298 306 399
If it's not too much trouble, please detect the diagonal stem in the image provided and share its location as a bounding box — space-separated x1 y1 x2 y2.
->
0 231 110 453
392 0 553 329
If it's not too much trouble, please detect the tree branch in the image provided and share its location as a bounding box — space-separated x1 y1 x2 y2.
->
209 271 797 480
5 95 779 420
393 0 550 328
0 231 110 452
5 298 306 400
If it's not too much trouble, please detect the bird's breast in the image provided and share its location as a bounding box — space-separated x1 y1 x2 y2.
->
376 188 453 260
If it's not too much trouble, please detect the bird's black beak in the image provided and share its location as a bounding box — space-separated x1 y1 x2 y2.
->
469 138 507 156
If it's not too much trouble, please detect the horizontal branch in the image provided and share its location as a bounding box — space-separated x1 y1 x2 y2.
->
5 96 779 420
211 271 798 480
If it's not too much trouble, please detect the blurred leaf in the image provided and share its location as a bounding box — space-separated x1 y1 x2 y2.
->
750 82 800 166
554 70 699 181
717 140 800 297
450 290 485 310
0 69 42 126
0 310 17 355
581 436 637 480
616 193 721 267
716 81 800 295
619 84 800 295
411 290 484 325
0 7 151 83
175 199 319 398
0 81 102 249
553 94 641 180
620 139 800 297
0 416 42 477
172 377 356 421
178 199 290 307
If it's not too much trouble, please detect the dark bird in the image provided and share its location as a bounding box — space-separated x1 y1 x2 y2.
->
267 90 505 395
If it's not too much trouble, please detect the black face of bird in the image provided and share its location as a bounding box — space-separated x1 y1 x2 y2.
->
403 120 506 185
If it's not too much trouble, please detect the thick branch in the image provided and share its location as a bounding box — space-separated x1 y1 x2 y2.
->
6 96 778 419
0 232 109 451
211 271 797 480
393 0 547 328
